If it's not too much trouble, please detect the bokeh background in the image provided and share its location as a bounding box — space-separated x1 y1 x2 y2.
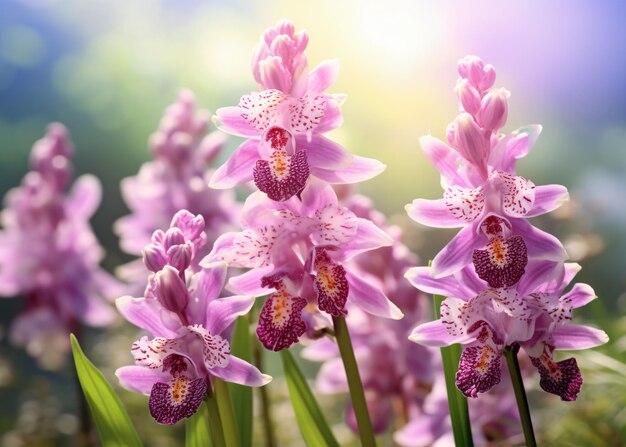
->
1 0 625 445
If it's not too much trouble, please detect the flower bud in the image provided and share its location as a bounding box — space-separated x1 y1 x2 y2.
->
456 79 481 116
155 266 189 314
164 227 185 250
143 245 167 272
454 113 489 171
170 210 206 246
477 88 509 132
457 55 496 91
167 242 193 272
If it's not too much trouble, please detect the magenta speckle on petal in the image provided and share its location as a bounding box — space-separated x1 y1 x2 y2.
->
531 353 583 401
256 289 307 351
472 235 528 288
314 249 349 317
455 325 502 398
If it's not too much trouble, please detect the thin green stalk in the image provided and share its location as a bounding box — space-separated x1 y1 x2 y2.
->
213 377 240 447
504 345 537 447
434 295 473 447
332 316 376 447
253 339 277 447
205 385 227 447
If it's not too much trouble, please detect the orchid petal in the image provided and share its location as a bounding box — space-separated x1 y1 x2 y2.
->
409 320 458 347
67 174 102 219
296 134 352 169
209 139 259 189
214 106 261 138
431 223 483 278
562 283 597 308
209 355 272 387
405 266 471 300
419 135 465 186
310 155 385 184
551 324 609 350
405 198 465 228
307 59 339 94
526 184 569 217
206 295 256 336
512 219 568 261
342 218 393 260
116 296 178 338
228 265 276 296
345 269 403 320
116 366 167 395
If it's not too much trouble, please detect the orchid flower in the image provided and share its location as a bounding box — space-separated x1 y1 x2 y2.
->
301 193 433 434
406 56 569 278
115 90 238 288
408 260 608 400
0 124 119 368
208 180 402 351
116 210 270 425
210 20 385 201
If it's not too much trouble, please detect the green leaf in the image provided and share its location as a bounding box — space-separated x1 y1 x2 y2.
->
186 401 214 447
434 295 474 447
280 350 339 447
227 316 253 447
70 334 143 447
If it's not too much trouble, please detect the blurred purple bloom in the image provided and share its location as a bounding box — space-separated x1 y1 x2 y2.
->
116 210 270 425
211 20 385 200
115 90 238 286
0 124 119 367
209 180 401 351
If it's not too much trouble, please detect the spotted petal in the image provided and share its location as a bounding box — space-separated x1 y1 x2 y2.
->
148 376 207 425
472 235 527 288
313 249 349 317
256 289 307 351
239 89 288 131
444 185 485 222
455 324 502 398
531 352 582 401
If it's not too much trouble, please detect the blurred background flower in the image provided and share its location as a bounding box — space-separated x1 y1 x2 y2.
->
0 0 624 445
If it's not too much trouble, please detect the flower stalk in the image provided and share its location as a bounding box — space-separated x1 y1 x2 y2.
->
205 385 227 447
213 377 240 447
504 344 537 447
332 316 376 447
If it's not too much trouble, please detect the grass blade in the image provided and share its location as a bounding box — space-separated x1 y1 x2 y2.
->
70 334 143 447
185 401 214 447
227 315 253 447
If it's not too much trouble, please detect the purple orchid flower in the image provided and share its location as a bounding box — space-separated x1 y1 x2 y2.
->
300 192 434 435
114 90 238 287
116 210 270 425
210 20 385 201
0 124 119 367
406 56 569 278
408 261 608 400
208 180 402 351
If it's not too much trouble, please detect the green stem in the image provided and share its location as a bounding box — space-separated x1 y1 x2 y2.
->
504 345 537 447
213 377 241 447
332 316 376 447
206 384 227 447
253 340 277 447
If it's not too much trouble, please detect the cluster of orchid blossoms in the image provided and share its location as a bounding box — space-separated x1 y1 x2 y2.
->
407 56 609 401
114 90 238 290
0 124 120 369
116 210 269 424
208 20 402 352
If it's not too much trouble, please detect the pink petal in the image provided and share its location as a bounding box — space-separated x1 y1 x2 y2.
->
210 355 272 387
526 184 569 217
409 320 458 347
512 220 568 262
562 283 596 308
116 365 167 395
228 265 276 296
431 223 483 278
310 155 385 184
419 135 465 186
209 139 259 189
67 174 102 219
345 269 403 320
296 134 352 169
342 218 393 260
205 295 256 336
116 296 178 338
315 98 343 133
405 198 465 228
551 324 608 350
489 125 542 172
214 106 261 138
307 59 339 94
405 266 472 299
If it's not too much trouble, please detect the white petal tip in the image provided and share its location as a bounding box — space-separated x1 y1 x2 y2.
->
261 374 273 385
